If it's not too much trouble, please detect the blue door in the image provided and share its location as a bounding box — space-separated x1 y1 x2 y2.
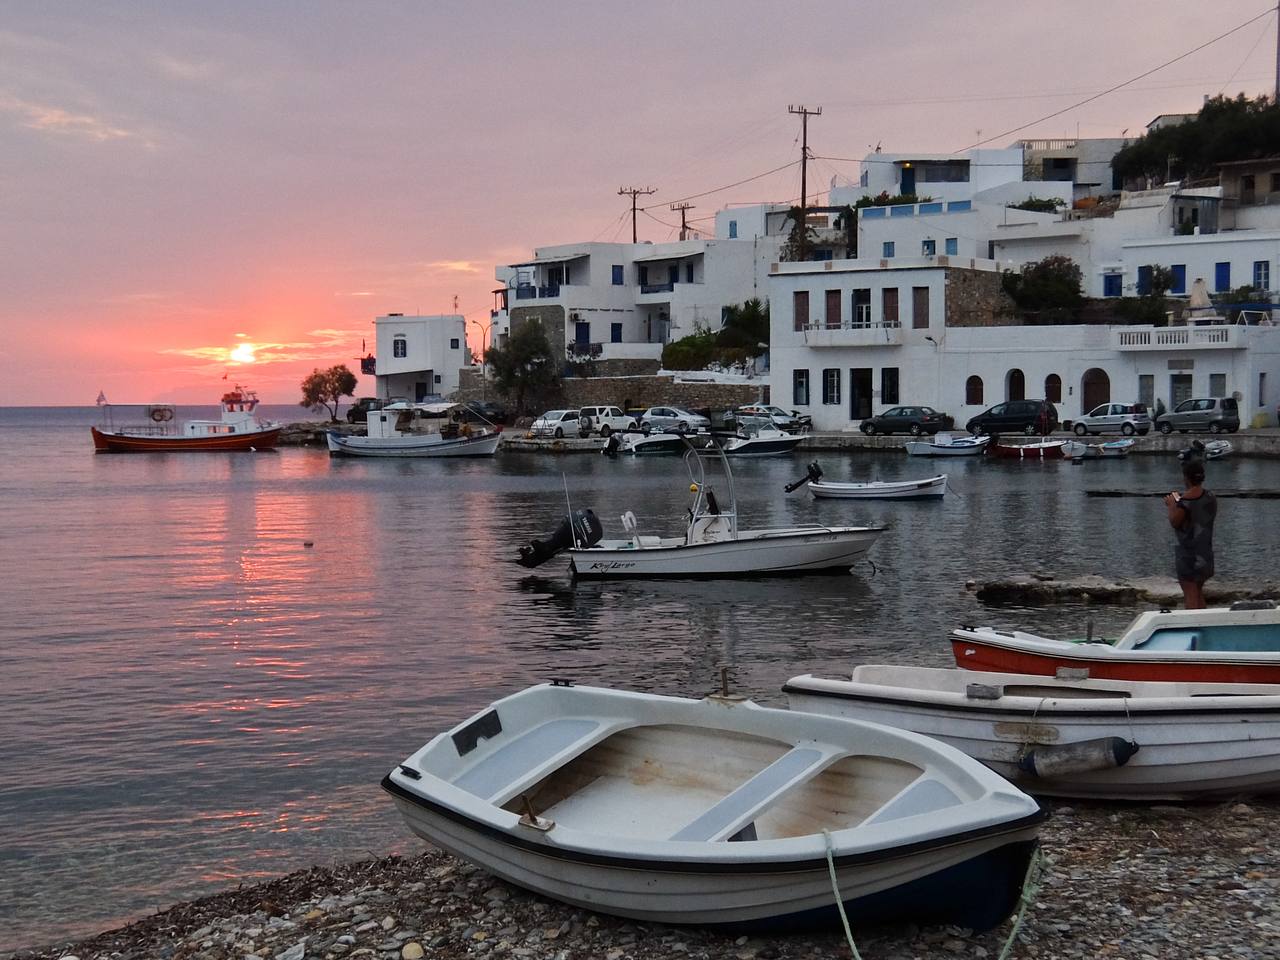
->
1215 261 1231 292
900 165 915 195
1136 265 1153 296
1103 274 1122 297
575 321 590 345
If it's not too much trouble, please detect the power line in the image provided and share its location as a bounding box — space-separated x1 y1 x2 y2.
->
957 5 1278 150
640 159 800 211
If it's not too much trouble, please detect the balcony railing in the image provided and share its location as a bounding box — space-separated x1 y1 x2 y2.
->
567 341 604 360
514 283 563 300
1111 324 1244 351
802 320 903 347
640 281 675 294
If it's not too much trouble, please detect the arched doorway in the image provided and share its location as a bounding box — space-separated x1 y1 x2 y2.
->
1045 373 1062 403
1006 368 1025 401
1081 368 1111 413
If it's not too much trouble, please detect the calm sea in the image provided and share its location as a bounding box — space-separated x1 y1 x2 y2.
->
2 406 1277 952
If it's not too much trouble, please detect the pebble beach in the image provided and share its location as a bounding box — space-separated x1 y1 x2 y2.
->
13 800 1279 960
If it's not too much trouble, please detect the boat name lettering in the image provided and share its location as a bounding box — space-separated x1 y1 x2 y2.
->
993 721 1059 744
588 561 637 571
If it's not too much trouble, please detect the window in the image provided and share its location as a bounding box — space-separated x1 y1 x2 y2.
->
853 289 871 327
728 220 738 239
921 239 936 256
966 375 984 405
685 263 694 283
1215 262 1231 292
611 323 622 343
1103 273 1122 297
639 265 649 285
1007 368 1025 401
1272 173 1280 194
881 367 900 405
912 287 930 328
612 265 624 285
393 336 407 358
944 238 958 256
825 289 842 329
793 369 810 406
1137 265 1153 296
1045 374 1062 403
1210 373 1226 397
882 288 900 326
433 374 442 384
1255 260 1270 290
793 290 809 331
882 241 895 258
1170 264 1186 295
822 368 841 405
1260 371 1267 407
450 338 460 350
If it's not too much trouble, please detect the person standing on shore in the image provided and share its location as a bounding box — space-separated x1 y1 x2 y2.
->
1164 458 1217 609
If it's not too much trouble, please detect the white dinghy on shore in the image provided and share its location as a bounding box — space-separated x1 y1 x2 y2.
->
382 683 1044 932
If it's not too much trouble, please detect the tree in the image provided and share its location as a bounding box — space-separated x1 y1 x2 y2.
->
661 324 719 371
1007 197 1066 213
1002 255 1084 316
716 298 770 366
484 321 560 415
300 364 358 421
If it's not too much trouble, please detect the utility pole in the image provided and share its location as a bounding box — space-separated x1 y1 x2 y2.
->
788 104 822 216
618 186 656 243
670 202 694 241
1275 0 1279 102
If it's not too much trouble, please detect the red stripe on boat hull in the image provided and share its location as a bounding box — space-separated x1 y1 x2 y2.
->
949 638 1280 683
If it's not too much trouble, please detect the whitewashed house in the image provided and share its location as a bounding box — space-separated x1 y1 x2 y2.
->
373 313 468 401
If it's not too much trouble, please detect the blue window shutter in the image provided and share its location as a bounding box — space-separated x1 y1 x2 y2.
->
944 238 958 256
1137 265 1153 296
1103 274 1122 297
1170 265 1186 295
1214 262 1230 292
612 265 624 285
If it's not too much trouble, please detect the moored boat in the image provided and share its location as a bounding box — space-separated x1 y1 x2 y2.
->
326 402 502 457
91 386 281 452
718 417 805 457
784 665 1280 800
950 602 1280 683
603 431 693 456
382 682 1045 931
1061 438 1134 460
988 438 1067 460
903 433 990 457
809 474 947 500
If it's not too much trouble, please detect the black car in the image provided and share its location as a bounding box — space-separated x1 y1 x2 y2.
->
966 399 1059 436
860 405 954 436
461 400 508 424
346 397 389 423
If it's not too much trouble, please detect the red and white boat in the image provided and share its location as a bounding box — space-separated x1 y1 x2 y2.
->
987 438 1067 460
951 603 1280 684
91 387 282 453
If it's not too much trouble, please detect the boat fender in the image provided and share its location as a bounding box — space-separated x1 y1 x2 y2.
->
1018 737 1139 779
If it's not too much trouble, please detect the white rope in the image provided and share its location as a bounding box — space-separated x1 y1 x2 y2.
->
997 846 1046 960
822 828 863 960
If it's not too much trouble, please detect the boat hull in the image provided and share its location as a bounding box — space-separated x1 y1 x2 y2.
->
568 527 882 578
989 440 1066 460
786 670 1280 800
326 430 501 457
809 476 946 500
722 437 805 457
904 438 989 457
91 426 281 452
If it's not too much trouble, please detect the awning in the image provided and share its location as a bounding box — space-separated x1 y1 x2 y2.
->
508 253 589 268
631 248 705 263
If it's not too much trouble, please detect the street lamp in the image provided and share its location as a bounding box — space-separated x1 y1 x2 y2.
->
469 318 494 400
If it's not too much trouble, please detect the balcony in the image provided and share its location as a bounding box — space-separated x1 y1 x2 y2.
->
639 281 675 295
1111 324 1245 351
514 283 562 300
801 320 903 347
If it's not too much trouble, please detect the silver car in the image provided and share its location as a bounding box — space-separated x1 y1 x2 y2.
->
1072 402 1151 436
638 406 710 434
530 409 582 439
1156 397 1240 434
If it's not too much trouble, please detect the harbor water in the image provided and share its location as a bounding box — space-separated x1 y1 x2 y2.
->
2 406 1278 952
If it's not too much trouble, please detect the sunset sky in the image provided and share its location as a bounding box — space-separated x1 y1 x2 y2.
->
2 1 1276 405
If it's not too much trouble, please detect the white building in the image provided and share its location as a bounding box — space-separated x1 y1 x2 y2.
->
768 257 1280 431
373 313 468 401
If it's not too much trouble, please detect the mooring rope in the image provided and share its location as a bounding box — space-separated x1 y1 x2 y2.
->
822 828 863 960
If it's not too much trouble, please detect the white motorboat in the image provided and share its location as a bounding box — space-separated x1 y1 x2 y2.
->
785 665 1280 800
518 442 882 578
950 601 1280 684
326 402 502 457
904 433 990 457
382 682 1044 931
603 431 691 456
1204 439 1232 460
809 475 947 500
1061 438 1134 460
718 417 805 457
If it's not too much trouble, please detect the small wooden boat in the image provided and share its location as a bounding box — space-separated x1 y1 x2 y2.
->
785 665 1280 800
988 439 1067 460
382 682 1044 931
1061 439 1134 460
91 386 281 452
326 402 501 457
903 433 990 457
809 475 947 500
950 602 1280 683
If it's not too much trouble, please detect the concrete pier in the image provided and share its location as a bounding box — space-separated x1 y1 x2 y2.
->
797 429 1280 458
972 572 1280 606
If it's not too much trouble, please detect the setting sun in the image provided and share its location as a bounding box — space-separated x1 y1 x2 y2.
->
229 343 257 364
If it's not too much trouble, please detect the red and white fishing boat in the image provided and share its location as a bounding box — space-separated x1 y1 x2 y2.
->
91 386 282 453
951 603 1280 684
987 438 1067 460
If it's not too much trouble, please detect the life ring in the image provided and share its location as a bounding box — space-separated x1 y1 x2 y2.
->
151 408 167 422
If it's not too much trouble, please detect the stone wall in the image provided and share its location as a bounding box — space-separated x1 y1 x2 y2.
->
944 267 1019 327
452 367 764 415
510 306 565 350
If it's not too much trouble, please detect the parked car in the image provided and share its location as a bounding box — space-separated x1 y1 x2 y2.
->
346 397 389 423
966 399 1059 436
530 409 582 439
1072 402 1151 436
461 400 509 424
860 405 955 436
733 404 808 433
638 406 710 434
1155 397 1240 434
578 405 638 437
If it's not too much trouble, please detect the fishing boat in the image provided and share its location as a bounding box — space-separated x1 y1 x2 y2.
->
1061 438 1134 460
517 441 882 578
326 402 502 457
381 682 1045 931
903 433 990 457
718 417 805 457
784 665 1280 801
91 386 281 452
808 475 947 500
950 602 1280 683
988 438 1067 460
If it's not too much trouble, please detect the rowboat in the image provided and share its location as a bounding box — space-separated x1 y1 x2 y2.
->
1061 439 1134 460
988 439 1067 460
326 402 502 457
382 682 1044 931
950 602 1280 683
784 665 1280 800
91 386 281 452
903 433 990 457
809 475 947 500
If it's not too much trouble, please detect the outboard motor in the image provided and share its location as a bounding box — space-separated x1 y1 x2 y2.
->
602 433 623 458
1177 438 1207 462
784 461 824 493
517 509 603 568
